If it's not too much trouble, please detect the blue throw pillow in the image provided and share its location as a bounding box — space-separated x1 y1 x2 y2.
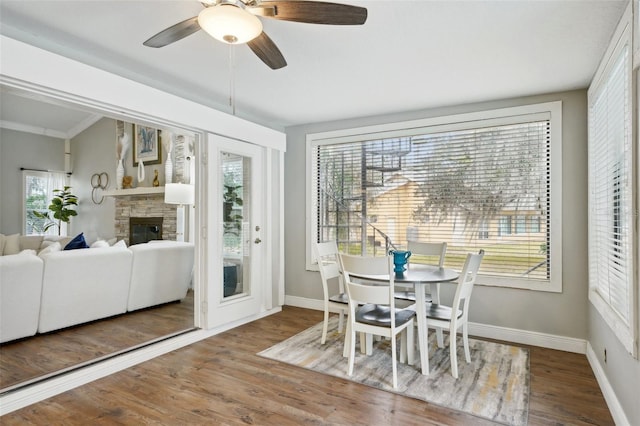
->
64 232 89 250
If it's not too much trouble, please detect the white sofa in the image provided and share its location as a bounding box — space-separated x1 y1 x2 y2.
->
0 238 195 341
0 252 44 343
128 241 194 312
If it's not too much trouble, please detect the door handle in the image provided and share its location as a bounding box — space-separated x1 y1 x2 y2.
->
254 238 262 244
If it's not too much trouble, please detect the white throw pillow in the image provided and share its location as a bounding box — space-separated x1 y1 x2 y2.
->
18 249 37 256
3 234 20 255
90 239 110 248
38 241 61 258
112 240 127 249
107 237 118 246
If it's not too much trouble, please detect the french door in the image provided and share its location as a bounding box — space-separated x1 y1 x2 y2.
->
206 135 265 328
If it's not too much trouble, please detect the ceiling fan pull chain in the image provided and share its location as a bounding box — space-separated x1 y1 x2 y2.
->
229 44 236 116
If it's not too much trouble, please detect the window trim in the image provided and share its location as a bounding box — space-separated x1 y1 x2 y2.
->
306 101 563 293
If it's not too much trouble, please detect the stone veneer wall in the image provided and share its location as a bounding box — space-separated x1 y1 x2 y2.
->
115 194 177 244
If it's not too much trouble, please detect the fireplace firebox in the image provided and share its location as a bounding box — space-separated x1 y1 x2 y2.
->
129 217 163 245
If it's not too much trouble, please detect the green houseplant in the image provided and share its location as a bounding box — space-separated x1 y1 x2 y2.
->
33 186 78 235
223 184 243 236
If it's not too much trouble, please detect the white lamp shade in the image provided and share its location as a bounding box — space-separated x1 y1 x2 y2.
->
165 183 195 205
198 5 263 44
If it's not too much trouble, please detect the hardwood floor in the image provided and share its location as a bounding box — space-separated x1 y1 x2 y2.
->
0 290 194 391
2 306 613 425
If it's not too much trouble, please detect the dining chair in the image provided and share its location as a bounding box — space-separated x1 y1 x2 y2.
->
340 253 416 389
313 241 349 344
394 241 447 303
424 249 484 378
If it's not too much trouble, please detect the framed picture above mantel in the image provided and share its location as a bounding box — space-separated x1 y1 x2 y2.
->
133 124 162 166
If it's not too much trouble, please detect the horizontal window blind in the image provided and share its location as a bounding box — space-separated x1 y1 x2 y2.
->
315 119 550 281
588 43 632 326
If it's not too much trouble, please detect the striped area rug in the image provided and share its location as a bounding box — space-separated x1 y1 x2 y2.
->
258 317 529 425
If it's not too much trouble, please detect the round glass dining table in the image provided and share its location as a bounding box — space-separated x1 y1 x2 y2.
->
347 264 459 375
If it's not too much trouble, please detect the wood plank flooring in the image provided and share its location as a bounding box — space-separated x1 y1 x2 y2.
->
2 306 614 425
0 290 194 391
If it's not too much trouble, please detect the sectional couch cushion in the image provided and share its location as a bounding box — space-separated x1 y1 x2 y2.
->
3 234 20 255
0 252 44 343
38 244 133 333
38 242 62 257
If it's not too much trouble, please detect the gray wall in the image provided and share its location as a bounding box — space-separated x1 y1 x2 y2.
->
70 118 117 243
0 128 65 234
589 302 640 424
285 89 588 339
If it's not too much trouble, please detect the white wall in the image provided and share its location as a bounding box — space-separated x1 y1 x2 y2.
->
0 128 65 234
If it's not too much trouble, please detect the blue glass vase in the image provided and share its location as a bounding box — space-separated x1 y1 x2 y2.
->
390 250 411 273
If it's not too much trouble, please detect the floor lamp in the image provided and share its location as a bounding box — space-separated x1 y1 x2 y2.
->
164 183 195 242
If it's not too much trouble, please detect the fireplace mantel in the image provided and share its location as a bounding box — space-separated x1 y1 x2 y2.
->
103 187 165 197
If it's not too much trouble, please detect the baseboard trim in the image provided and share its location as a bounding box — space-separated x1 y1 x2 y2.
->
285 295 587 354
0 306 282 415
586 342 631 426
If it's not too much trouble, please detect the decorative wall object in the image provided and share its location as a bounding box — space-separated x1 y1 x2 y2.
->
137 159 146 184
133 124 161 166
164 131 174 184
115 122 131 189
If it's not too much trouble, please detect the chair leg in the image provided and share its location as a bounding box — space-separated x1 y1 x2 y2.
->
365 333 373 355
400 331 407 364
343 320 351 358
347 328 357 377
321 305 330 344
391 334 398 389
463 323 471 363
337 309 345 333
407 322 415 366
450 329 458 379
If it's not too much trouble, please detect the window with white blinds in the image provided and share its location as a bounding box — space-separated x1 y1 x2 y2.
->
587 3 637 357
307 102 562 291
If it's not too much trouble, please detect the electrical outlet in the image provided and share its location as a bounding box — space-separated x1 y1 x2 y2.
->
604 348 607 363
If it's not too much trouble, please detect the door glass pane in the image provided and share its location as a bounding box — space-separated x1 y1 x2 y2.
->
222 152 250 299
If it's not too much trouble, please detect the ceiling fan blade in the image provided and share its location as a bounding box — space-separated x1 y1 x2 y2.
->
247 32 287 70
143 17 201 48
256 1 367 25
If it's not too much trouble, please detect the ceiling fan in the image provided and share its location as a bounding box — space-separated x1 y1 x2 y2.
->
143 0 368 70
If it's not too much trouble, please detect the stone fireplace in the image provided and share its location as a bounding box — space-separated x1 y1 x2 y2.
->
114 194 177 245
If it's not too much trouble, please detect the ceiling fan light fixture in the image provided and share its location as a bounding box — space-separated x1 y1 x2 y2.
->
198 5 263 45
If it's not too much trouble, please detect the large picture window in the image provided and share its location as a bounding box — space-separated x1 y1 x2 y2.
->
307 102 562 292
587 3 637 357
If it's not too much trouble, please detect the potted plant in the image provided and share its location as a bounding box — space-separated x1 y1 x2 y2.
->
33 186 78 235
223 184 243 236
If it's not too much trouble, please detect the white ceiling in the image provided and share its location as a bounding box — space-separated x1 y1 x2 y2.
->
0 0 627 134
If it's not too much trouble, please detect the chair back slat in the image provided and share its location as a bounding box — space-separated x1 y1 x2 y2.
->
339 254 394 306
314 240 342 280
453 249 484 307
407 241 447 267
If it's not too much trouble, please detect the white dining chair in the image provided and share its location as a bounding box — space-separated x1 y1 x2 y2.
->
313 241 349 344
340 253 416 389
424 249 484 378
394 241 447 303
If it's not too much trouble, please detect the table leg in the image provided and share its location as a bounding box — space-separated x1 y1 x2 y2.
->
431 283 444 348
416 283 429 374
